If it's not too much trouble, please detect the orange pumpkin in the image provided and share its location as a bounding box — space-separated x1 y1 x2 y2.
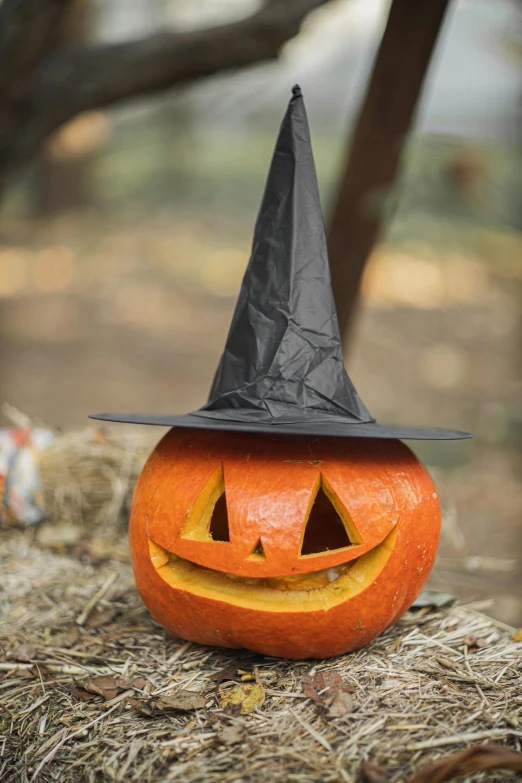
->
130 427 440 659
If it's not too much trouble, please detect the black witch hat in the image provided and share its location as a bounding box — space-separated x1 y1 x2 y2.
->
91 87 470 440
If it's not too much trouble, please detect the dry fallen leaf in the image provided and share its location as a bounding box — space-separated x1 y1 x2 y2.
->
301 670 355 706
125 676 147 691
156 691 206 711
74 675 120 700
34 664 54 681
219 682 265 715
7 643 36 662
16 667 36 680
327 690 354 718
436 656 457 670
407 743 522 782
215 723 245 746
130 689 205 716
130 697 156 717
71 686 97 702
86 607 120 629
210 664 242 683
411 590 455 609
74 674 146 701
51 625 80 648
463 635 487 650
360 760 389 783
512 628 522 642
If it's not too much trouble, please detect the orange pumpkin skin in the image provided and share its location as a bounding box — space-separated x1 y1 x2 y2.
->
129 429 440 659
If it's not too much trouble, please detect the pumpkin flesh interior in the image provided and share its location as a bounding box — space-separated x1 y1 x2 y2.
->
148 526 397 612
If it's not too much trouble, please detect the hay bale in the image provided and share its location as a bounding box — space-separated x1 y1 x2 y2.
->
39 426 157 532
1 527 521 783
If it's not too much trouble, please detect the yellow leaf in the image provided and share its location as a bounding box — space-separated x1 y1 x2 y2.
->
219 682 265 715
512 628 522 642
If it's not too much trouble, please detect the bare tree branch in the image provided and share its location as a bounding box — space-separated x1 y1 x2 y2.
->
328 0 450 347
0 0 72 96
0 0 329 193
35 0 327 113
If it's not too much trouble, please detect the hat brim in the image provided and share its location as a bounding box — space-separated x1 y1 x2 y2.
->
89 412 472 440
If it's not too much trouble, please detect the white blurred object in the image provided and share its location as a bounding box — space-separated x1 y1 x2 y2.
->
0 428 55 525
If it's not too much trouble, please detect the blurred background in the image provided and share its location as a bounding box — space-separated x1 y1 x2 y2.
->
0 0 521 623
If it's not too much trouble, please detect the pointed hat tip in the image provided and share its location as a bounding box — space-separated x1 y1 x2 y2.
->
291 84 302 99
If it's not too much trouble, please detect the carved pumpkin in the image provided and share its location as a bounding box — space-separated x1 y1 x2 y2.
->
129 428 440 659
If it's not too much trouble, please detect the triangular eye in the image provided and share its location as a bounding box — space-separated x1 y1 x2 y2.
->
247 538 266 561
300 482 353 556
180 465 230 543
209 492 230 542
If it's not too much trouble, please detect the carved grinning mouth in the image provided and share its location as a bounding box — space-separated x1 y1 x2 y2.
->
147 527 398 611
151 539 351 590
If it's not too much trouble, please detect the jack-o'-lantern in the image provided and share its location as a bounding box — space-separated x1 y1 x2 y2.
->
92 86 471 658
129 429 441 658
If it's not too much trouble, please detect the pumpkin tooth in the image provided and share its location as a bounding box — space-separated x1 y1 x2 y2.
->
327 567 341 583
149 540 169 569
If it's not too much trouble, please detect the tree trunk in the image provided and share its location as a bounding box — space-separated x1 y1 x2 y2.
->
33 0 94 216
327 0 451 348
